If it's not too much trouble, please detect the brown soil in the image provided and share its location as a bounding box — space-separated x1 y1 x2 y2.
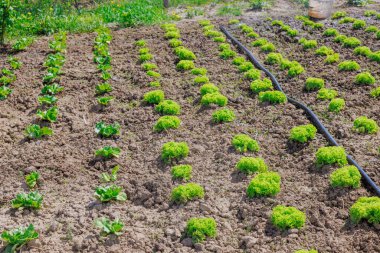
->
0 3 380 253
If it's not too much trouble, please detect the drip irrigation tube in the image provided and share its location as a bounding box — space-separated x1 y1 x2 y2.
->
220 25 380 196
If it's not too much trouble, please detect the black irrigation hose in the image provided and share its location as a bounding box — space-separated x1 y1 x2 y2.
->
220 25 380 196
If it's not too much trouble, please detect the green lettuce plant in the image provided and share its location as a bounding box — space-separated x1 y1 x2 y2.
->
330 165 361 188
200 83 219 96
95 217 124 236
317 88 338 100
271 205 306 230
11 192 43 209
95 146 121 159
258 91 287 104
25 172 40 189
25 124 53 139
95 122 120 138
290 124 317 143
212 108 235 123
247 171 281 197
355 72 375 85
305 77 324 91
353 116 379 134
185 217 216 243
232 134 260 153
171 183 204 203
236 157 268 174
316 146 347 167
161 141 189 163
155 100 181 115
36 106 58 123
154 116 181 132
1 225 39 253
350 197 380 224
143 90 165 104
201 93 228 106
171 165 192 181
95 185 127 202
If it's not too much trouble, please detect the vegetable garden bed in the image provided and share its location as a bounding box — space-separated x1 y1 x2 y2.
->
0 10 379 253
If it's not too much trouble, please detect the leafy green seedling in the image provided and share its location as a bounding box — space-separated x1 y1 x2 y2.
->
271 205 306 230
143 90 165 104
177 60 195 71
317 88 338 100
290 124 317 143
236 157 268 174
139 53 153 62
238 61 254 72
352 19 366 29
185 217 216 243
95 146 121 159
95 217 124 236
171 183 204 203
161 141 189 163
334 34 347 43
169 39 182 48
261 43 276 52
259 91 287 104
95 122 120 138
201 93 228 106
100 165 120 183
232 57 245 66
95 82 112 95
244 69 261 81
97 96 114 106
343 37 361 48
171 165 192 181
247 172 281 197
212 108 235 123
305 77 324 91
135 39 146 47
323 28 339 37
219 49 236 59
154 116 181 132
330 165 361 188
191 67 207 76
11 192 43 209
355 72 375 85
12 37 35 51
194 75 209 85
266 53 282 65
232 134 259 153
25 172 40 189
338 60 360 71
299 38 317 50
25 124 53 139
365 26 378 33
353 46 372 57
7 57 22 70
332 11 347 19
325 53 340 64
251 38 268 47
353 116 379 134
38 95 58 105
315 46 334 56
41 83 64 95
316 146 347 167
175 47 196 60
371 87 380 98
200 83 219 96
95 185 127 202
36 106 58 123
142 63 157 71
1 224 39 253
155 100 181 115
250 78 273 93
0 86 12 100
350 197 380 224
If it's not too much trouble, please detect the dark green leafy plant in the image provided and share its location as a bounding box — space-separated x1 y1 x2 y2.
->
143 90 164 104
36 106 58 123
247 172 281 197
212 108 235 123
25 124 53 139
330 165 361 188
95 122 120 138
350 197 380 224
94 185 127 202
171 183 204 203
95 146 121 159
154 116 181 132
316 146 347 167
185 217 217 243
271 205 306 230
100 165 120 183
1 224 39 253
155 100 181 115
161 141 189 163
236 157 268 174
25 171 40 189
95 217 124 236
171 165 192 181
290 124 317 143
232 134 260 153
353 116 379 134
11 191 43 209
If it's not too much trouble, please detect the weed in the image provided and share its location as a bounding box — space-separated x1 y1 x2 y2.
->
185 217 217 243
212 108 235 123
330 165 361 188
290 124 317 143
316 146 347 167
353 116 379 134
271 205 306 230
232 134 260 153
171 183 204 203
161 141 189 163
247 172 281 197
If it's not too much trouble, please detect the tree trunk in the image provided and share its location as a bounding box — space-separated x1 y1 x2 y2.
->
163 0 169 8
